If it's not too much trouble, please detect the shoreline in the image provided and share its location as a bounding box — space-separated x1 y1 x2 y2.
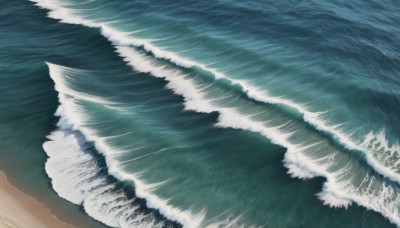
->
0 171 71 228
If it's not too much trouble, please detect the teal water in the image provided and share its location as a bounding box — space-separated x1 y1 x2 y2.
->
1 0 400 227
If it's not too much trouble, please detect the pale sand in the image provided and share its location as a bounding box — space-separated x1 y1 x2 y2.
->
0 172 71 228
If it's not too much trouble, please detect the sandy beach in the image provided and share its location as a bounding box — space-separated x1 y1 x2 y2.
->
0 172 70 228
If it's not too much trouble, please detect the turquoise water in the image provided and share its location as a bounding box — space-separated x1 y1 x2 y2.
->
1 0 400 227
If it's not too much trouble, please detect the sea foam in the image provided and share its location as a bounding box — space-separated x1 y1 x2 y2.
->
44 107 165 228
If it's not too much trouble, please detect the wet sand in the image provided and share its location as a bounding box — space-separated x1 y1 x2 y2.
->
0 171 71 228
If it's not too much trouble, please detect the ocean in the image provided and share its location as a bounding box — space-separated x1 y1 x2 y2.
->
1 0 400 227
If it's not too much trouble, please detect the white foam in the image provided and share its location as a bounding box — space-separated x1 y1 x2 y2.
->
361 131 400 181
43 124 163 227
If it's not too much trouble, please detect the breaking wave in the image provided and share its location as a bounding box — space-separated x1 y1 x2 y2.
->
30 0 400 186
32 0 400 226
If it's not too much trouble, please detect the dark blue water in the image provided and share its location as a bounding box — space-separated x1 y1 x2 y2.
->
1 0 400 227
